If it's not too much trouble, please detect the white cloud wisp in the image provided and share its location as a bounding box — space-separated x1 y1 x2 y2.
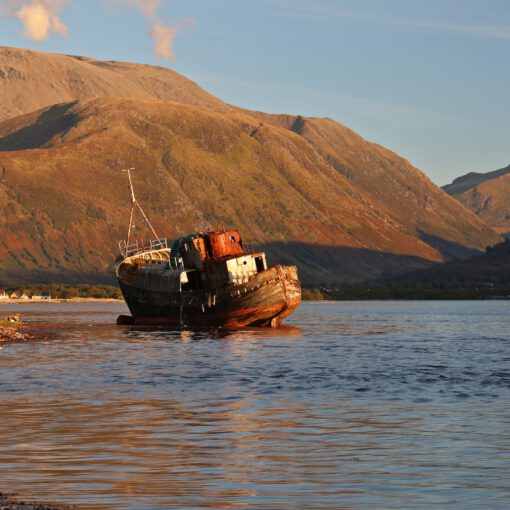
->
118 0 196 60
1 0 70 41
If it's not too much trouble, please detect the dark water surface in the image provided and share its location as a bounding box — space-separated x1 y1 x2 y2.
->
0 301 509 509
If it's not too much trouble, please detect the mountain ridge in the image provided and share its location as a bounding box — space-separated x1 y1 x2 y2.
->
443 164 510 195
0 45 230 123
443 164 510 239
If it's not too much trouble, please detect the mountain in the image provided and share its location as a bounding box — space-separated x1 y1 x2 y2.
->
251 113 497 259
0 47 502 286
0 46 229 123
443 164 510 238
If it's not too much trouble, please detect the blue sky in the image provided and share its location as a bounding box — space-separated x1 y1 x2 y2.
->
1 0 509 185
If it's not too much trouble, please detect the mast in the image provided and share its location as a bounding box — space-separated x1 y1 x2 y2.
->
121 168 159 245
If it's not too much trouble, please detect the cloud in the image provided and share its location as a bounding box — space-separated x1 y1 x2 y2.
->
117 0 195 60
151 23 177 59
151 18 195 59
17 1 68 40
1 0 69 41
1 0 194 58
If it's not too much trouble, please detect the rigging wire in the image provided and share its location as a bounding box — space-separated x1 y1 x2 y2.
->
121 168 159 245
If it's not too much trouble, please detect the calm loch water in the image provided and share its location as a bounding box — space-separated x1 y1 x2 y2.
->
0 301 509 509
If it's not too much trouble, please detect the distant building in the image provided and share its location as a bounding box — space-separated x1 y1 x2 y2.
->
19 293 30 301
9 292 20 300
31 292 52 301
0 290 9 300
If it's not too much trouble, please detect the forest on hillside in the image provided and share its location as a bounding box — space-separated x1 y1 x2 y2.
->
312 240 510 300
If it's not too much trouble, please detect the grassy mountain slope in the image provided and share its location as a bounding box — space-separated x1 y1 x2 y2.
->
0 97 500 285
251 113 495 259
0 97 440 285
0 47 502 285
443 165 510 238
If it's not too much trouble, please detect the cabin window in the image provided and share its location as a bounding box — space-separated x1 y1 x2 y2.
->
255 256 265 273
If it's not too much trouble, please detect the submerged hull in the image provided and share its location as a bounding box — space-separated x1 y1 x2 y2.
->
119 265 301 328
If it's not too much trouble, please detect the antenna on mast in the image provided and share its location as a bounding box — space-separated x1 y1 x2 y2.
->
121 168 159 244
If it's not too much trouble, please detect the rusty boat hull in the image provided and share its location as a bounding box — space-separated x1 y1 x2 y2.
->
118 264 301 328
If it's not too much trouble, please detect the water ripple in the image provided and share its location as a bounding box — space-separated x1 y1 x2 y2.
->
0 301 509 509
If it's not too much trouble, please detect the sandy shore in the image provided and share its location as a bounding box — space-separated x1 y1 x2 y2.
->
0 493 75 509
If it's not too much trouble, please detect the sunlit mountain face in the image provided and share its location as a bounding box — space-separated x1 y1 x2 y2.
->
0 47 501 286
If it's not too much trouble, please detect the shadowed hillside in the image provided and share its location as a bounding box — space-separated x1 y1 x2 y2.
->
444 164 510 238
0 47 502 285
331 240 510 300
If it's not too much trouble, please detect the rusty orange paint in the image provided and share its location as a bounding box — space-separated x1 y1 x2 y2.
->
205 230 245 259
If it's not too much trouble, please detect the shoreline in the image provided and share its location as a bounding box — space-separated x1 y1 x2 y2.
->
0 323 48 344
0 492 74 509
0 298 123 304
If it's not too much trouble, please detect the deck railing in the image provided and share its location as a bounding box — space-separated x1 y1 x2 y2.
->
119 238 169 258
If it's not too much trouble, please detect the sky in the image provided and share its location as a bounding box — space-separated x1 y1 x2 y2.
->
0 0 509 185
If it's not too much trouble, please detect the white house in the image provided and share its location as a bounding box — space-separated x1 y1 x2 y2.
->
32 292 52 301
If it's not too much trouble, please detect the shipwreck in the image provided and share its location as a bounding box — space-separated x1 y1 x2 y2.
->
115 169 301 328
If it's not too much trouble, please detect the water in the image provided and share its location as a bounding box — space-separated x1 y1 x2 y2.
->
0 301 509 509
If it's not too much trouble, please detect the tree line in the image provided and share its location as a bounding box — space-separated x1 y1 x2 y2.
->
3 284 122 300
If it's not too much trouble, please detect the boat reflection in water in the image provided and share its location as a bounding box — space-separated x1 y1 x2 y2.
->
121 324 304 341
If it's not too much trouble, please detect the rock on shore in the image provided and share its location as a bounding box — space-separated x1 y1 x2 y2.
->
0 493 75 509
0 315 44 344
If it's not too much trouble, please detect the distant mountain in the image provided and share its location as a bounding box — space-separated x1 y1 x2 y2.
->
443 164 510 238
0 47 502 286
